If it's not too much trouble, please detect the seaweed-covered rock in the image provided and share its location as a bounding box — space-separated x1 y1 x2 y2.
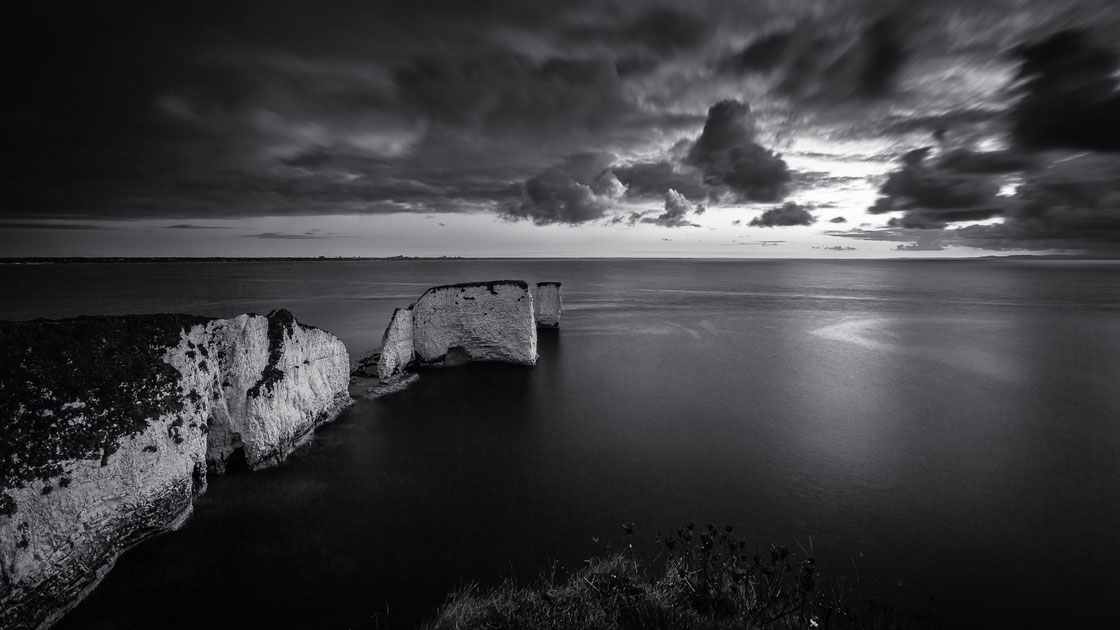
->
412 280 537 366
0 311 350 630
376 306 415 381
534 282 562 328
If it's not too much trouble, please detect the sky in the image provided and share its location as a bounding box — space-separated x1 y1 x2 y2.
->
2 0 1120 258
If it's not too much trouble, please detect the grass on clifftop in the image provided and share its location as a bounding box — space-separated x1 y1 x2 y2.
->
425 524 931 630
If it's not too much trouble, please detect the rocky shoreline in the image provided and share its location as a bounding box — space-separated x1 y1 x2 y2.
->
0 310 350 630
1 280 561 629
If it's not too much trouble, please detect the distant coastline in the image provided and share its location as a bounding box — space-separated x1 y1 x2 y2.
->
1 254 1117 264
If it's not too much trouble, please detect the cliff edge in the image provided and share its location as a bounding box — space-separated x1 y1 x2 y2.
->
0 310 349 630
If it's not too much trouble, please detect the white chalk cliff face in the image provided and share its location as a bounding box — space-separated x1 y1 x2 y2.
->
205 312 351 472
376 306 415 381
535 282 562 328
412 281 537 366
0 310 349 630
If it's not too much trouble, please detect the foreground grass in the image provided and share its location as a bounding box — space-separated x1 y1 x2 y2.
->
425 524 931 630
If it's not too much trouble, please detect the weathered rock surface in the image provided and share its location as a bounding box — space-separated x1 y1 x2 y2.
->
534 282 562 328
0 310 349 630
412 280 537 366
204 310 350 472
376 306 415 381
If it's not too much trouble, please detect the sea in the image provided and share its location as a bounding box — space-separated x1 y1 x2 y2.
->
2 259 1118 629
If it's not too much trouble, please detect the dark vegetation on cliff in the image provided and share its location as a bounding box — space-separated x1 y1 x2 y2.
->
421 279 530 298
247 309 297 398
425 524 928 630
0 314 210 515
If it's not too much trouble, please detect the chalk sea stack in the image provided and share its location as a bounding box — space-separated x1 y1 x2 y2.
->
534 282 562 328
376 306 415 381
412 280 538 367
0 310 350 630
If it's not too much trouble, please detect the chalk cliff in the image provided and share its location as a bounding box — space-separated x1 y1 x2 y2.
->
204 310 350 472
0 310 349 630
412 280 537 366
376 306 415 381
534 282 562 328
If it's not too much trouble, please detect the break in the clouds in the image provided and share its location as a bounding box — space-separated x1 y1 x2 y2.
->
4 1 1120 255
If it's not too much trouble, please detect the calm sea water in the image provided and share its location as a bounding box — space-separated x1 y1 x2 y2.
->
3 259 1119 629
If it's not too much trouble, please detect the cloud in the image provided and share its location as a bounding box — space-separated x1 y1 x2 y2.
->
718 12 908 104
504 153 624 226
243 232 343 240
565 6 711 64
684 100 790 202
956 154 1120 250
868 146 1016 228
165 224 233 230
641 189 703 228
394 53 631 139
1009 29 1120 152
749 202 816 227
8 0 1120 244
611 160 710 200
895 233 946 251
829 216 847 223
0 222 115 230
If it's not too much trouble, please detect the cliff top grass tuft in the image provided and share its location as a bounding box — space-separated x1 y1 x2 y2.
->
425 523 930 630
0 314 211 509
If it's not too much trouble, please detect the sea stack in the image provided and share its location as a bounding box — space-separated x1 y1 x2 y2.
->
202 310 351 472
534 282 562 328
376 306 415 381
0 310 350 630
412 280 537 366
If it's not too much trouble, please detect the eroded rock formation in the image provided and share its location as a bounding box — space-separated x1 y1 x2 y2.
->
412 280 537 366
376 306 415 381
534 282 562 328
0 310 349 630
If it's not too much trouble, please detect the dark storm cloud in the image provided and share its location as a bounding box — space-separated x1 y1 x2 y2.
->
956 154 1120 250
936 149 1035 174
9 0 1120 256
503 153 624 226
641 190 703 228
718 12 908 103
565 6 710 56
1009 29 1120 152
842 149 1120 252
0 1 675 222
611 161 710 201
868 147 1011 229
749 202 815 227
685 100 790 202
393 54 629 136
